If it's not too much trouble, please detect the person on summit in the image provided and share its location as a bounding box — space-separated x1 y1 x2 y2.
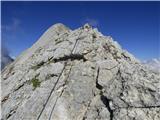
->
83 23 92 31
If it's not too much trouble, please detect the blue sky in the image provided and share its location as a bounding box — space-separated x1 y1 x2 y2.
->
2 1 160 60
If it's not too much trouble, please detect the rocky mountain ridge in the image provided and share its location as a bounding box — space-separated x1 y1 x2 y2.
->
1 23 160 120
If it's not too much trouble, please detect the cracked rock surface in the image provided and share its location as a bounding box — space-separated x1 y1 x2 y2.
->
1 23 160 120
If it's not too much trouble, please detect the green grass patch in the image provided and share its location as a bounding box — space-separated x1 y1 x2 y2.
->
31 78 41 90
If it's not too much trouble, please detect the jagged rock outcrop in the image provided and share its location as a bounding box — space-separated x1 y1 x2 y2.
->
1 23 160 120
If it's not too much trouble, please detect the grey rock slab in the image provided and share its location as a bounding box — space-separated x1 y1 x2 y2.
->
113 108 160 120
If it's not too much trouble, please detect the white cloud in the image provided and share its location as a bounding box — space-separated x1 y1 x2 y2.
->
142 58 160 73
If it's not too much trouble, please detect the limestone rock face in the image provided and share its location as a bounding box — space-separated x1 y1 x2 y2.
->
1 23 160 120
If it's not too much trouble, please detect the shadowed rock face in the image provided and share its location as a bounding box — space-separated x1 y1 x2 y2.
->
1 46 14 70
1 23 160 120
1 54 13 70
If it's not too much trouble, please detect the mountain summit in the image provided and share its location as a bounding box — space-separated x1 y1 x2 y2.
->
2 23 160 120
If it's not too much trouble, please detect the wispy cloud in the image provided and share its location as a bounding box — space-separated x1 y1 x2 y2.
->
2 17 24 43
1 17 22 67
2 18 21 32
